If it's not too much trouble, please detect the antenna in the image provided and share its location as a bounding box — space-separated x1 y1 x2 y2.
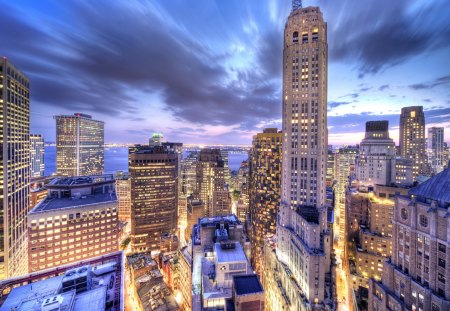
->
292 0 302 11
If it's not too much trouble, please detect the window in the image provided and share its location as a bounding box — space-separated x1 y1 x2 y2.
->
401 208 408 220
293 31 298 43
419 215 428 227
438 243 446 253
438 258 446 268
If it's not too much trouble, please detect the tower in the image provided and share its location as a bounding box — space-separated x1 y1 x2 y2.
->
30 134 45 178
55 113 104 177
0 57 30 279
399 106 426 180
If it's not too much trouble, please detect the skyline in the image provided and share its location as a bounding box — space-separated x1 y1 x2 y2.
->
1 0 450 145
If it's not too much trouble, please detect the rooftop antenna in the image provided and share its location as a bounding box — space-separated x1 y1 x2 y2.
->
292 0 302 11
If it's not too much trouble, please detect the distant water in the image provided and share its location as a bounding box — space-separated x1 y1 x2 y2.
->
44 147 248 176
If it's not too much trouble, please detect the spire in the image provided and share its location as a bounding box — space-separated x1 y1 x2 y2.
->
292 0 302 11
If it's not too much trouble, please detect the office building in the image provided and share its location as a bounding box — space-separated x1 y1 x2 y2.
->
0 251 124 311
55 113 104 177
356 121 396 187
369 167 450 311
248 128 282 275
231 275 265 311
115 171 131 223
129 143 179 253
30 134 45 177
326 149 335 187
270 4 332 309
181 151 199 196
399 106 427 180
0 57 30 279
428 127 445 174
27 175 119 272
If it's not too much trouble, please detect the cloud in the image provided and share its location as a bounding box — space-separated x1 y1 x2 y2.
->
409 75 450 90
379 84 389 91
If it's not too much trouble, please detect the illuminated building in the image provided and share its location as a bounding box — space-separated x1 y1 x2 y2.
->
270 4 332 309
326 149 335 187
30 134 45 177
114 171 131 223
427 127 445 174
0 57 30 279
334 147 358 242
369 167 450 310
129 142 179 253
196 149 231 217
392 157 414 186
27 175 119 272
178 246 193 311
356 121 395 187
55 113 104 177
399 106 427 180
248 128 282 276
181 151 199 196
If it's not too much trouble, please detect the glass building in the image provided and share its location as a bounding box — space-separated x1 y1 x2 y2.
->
30 134 45 178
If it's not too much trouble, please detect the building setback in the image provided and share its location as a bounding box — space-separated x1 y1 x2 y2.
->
0 57 30 279
129 143 179 253
55 113 104 177
27 175 119 272
248 128 282 276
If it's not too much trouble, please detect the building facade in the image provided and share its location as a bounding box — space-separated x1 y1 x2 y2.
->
248 128 282 276
369 167 450 311
272 4 332 309
399 106 427 180
115 171 131 223
356 121 396 187
30 134 45 178
428 127 445 175
55 113 104 177
0 57 30 279
129 143 179 253
27 175 119 272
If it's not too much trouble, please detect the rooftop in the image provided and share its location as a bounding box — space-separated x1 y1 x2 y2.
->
409 164 450 205
295 205 320 224
199 214 241 227
233 275 263 296
47 175 114 188
32 192 117 212
214 242 247 264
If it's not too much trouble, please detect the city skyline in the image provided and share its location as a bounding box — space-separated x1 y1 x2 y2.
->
1 0 449 145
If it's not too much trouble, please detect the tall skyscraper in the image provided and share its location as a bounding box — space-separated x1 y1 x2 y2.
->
266 4 332 309
369 166 450 311
427 127 445 174
30 134 45 178
0 57 30 279
54 113 104 177
356 121 396 186
129 142 180 253
399 106 427 180
248 128 282 276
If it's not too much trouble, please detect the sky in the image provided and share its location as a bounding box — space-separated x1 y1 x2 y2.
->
1 0 449 145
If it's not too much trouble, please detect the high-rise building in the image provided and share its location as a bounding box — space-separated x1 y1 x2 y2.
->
427 127 445 174
27 175 119 272
268 4 332 309
356 121 396 186
181 151 199 196
399 106 427 180
369 166 450 311
129 142 180 253
248 128 282 276
30 134 45 178
54 113 104 177
115 171 131 223
196 148 231 217
334 147 358 242
326 149 335 187
0 57 30 279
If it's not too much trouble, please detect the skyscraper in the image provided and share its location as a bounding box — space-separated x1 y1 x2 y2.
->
129 142 179 253
399 106 427 180
248 128 282 276
30 134 45 178
427 127 445 174
356 121 396 186
266 4 332 309
0 57 30 279
54 113 104 177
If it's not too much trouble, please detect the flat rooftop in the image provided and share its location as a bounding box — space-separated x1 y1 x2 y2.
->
214 242 247 264
199 214 241 227
47 175 114 187
295 205 320 224
32 192 117 213
233 275 263 296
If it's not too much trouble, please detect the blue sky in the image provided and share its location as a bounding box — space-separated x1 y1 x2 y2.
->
1 0 449 145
